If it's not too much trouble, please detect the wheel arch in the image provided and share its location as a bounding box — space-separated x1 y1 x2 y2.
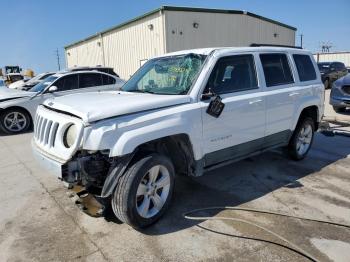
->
294 105 319 131
130 133 197 177
100 133 198 198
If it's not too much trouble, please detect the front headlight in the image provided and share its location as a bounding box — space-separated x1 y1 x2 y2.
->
63 124 77 148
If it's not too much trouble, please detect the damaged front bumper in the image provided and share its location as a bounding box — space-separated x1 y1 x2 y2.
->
32 140 134 216
32 140 64 179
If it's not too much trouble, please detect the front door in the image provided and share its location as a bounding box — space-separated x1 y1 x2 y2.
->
201 54 265 167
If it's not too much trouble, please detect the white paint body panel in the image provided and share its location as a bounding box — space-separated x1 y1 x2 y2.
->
33 47 324 174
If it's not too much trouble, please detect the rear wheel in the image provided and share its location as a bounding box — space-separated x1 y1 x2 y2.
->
288 117 315 160
333 106 346 113
0 109 31 134
112 153 175 228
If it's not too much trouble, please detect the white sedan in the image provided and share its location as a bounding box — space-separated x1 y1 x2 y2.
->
8 72 55 90
0 70 124 134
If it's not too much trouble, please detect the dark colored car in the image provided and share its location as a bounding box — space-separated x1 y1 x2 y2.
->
330 74 350 112
318 62 348 89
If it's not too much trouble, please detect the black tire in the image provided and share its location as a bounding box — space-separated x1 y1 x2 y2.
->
0 108 31 134
288 117 315 161
324 79 330 89
112 153 175 228
333 106 346 113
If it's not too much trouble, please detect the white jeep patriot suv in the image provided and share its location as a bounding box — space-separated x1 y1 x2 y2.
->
33 47 324 228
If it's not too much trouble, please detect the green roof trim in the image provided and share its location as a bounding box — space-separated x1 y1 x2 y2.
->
65 5 297 49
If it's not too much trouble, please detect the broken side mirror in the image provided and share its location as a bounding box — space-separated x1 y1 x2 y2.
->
201 87 216 100
206 95 225 118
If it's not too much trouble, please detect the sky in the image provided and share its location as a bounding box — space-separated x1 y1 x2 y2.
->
1 0 349 73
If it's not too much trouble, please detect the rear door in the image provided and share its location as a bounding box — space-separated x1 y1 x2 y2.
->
259 53 296 146
200 53 266 166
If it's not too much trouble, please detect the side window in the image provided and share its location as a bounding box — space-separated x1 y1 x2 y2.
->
79 73 103 88
206 54 258 94
336 62 346 70
102 74 116 85
292 54 317 82
53 74 79 91
260 53 294 87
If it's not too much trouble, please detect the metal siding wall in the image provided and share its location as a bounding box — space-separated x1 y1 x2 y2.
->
165 11 295 52
313 53 350 67
102 12 164 79
65 12 164 79
66 37 103 68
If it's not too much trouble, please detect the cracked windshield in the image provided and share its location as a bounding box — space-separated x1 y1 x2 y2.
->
122 54 207 95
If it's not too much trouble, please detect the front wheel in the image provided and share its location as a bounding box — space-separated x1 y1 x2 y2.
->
112 153 175 228
0 109 31 134
288 117 315 160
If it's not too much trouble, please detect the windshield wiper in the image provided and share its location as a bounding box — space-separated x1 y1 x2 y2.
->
127 89 157 94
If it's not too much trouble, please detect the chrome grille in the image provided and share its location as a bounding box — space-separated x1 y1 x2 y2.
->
34 114 59 148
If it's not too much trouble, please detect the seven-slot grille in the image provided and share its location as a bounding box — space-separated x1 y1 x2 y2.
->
34 114 59 148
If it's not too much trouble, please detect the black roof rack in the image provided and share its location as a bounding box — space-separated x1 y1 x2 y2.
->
250 43 302 49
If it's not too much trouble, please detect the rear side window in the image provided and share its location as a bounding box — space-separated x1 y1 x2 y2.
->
79 73 103 88
293 54 316 82
102 74 116 85
335 62 346 70
54 74 79 91
206 54 258 94
260 53 294 87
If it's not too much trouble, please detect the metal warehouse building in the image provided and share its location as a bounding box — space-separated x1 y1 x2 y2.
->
65 6 296 79
314 52 350 67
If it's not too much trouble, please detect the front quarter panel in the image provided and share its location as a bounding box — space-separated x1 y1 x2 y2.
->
82 103 204 160
0 96 40 119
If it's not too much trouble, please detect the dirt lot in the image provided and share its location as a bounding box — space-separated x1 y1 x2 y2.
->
0 90 350 262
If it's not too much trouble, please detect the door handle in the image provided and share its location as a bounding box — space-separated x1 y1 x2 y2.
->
289 92 299 97
249 99 263 105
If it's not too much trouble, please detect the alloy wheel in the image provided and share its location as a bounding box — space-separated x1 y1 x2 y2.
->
4 111 27 132
136 165 171 218
296 122 313 156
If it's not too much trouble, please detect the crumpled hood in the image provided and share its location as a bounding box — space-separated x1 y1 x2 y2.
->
0 88 35 102
43 91 191 123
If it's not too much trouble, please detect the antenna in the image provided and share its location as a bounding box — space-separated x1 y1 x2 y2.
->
299 34 303 48
55 48 61 70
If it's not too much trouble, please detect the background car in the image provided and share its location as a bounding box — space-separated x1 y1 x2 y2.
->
330 74 350 112
8 72 55 90
0 79 5 88
0 70 124 134
318 62 348 89
67 66 120 77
